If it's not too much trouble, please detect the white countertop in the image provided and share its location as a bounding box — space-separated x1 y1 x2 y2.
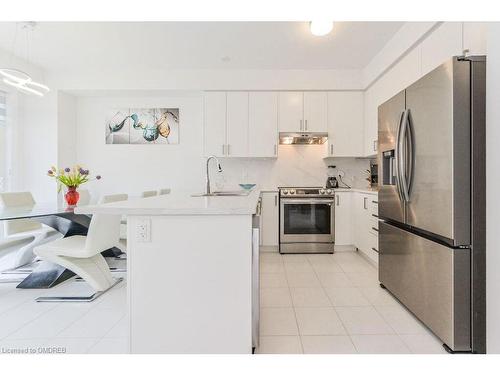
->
334 187 379 195
75 189 261 216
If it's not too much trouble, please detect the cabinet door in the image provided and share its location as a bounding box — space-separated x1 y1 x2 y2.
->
327 92 364 157
352 193 362 249
204 92 226 157
226 92 249 157
261 192 279 247
279 92 303 132
249 92 278 157
358 193 373 255
304 92 328 132
334 192 352 245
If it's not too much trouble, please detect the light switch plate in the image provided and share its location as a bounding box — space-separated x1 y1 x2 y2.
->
136 218 151 242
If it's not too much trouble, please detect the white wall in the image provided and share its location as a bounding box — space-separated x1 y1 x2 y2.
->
75 92 372 200
57 92 77 169
486 23 500 354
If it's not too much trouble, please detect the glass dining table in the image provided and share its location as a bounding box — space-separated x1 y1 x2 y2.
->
0 202 91 289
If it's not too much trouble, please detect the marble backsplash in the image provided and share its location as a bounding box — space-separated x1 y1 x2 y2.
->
214 143 373 191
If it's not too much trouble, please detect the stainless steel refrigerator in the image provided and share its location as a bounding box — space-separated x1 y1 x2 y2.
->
377 56 486 353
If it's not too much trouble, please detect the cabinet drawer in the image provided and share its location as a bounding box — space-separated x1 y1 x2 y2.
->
370 217 379 234
369 198 378 216
369 232 379 253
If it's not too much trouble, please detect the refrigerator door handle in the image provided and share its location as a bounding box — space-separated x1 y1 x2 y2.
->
395 110 406 202
398 109 411 202
405 109 415 199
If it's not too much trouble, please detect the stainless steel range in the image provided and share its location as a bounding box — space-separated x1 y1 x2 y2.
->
279 187 335 254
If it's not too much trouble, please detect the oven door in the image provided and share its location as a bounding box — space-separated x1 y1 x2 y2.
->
280 198 334 243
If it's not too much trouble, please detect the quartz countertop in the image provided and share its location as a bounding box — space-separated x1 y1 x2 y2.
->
334 187 379 195
75 189 261 216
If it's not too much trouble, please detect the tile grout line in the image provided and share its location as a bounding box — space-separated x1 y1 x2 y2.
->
309 254 359 353
282 260 304 354
1 302 62 341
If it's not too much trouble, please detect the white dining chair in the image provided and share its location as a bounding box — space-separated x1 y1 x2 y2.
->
0 192 61 272
76 189 91 206
34 211 123 302
158 188 171 195
99 194 128 257
141 190 158 198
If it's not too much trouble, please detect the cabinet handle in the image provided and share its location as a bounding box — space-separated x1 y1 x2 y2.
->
330 144 333 155
372 214 379 218
371 247 379 253
300 119 303 131
274 195 278 206
274 144 277 155
305 119 308 131
336 195 340 206
222 144 225 155
373 140 377 151
363 197 367 210
372 200 378 204
371 227 379 232
227 144 230 155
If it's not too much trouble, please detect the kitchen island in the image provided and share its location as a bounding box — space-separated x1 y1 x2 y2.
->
76 189 261 354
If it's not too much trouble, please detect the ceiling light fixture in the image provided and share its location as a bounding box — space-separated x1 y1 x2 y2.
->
310 21 334 36
0 22 50 97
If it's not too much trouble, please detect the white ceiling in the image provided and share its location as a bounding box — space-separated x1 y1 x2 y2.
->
0 22 404 72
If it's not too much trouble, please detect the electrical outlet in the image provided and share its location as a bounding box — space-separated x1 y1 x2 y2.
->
136 219 151 243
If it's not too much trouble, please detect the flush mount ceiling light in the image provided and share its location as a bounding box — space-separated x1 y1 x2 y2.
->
309 21 334 36
0 22 50 97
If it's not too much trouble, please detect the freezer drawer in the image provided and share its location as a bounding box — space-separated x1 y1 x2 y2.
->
379 221 471 351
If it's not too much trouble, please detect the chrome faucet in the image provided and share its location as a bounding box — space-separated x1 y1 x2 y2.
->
206 155 222 195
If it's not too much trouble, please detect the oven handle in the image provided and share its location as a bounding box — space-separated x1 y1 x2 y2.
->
280 198 334 205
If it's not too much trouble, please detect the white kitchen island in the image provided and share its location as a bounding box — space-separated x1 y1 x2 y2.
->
76 189 260 354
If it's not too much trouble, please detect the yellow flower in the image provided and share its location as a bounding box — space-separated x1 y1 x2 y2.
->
51 165 57 171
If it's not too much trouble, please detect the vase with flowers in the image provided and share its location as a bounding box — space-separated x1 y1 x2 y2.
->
47 165 101 207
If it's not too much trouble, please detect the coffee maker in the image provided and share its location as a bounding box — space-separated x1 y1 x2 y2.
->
326 165 339 188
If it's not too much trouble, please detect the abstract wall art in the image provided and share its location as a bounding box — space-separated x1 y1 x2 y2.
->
105 108 180 144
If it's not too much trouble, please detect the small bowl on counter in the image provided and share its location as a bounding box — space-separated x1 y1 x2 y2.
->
239 184 256 191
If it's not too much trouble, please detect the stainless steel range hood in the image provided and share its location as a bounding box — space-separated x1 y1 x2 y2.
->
279 132 328 145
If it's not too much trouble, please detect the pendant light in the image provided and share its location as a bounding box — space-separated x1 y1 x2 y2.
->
0 22 50 97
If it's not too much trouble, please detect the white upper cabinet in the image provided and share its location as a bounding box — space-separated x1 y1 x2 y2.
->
204 92 226 157
421 22 463 75
249 92 278 158
278 92 303 132
327 92 364 157
303 92 328 132
226 92 249 157
278 91 328 133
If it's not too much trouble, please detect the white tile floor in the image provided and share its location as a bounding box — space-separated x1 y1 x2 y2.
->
0 263 128 354
0 251 447 354
256 251 447 354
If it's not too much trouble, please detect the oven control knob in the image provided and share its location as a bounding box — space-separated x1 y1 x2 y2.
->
282 189 288 195
326 189 332 194
319 189 325 195
289 190 296 195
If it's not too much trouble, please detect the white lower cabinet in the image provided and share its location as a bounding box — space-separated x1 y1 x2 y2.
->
260 192 279 249
334 191 352 245
351 192 379 264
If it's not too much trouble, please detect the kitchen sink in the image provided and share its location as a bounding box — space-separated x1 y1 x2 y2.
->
191 190 251 197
